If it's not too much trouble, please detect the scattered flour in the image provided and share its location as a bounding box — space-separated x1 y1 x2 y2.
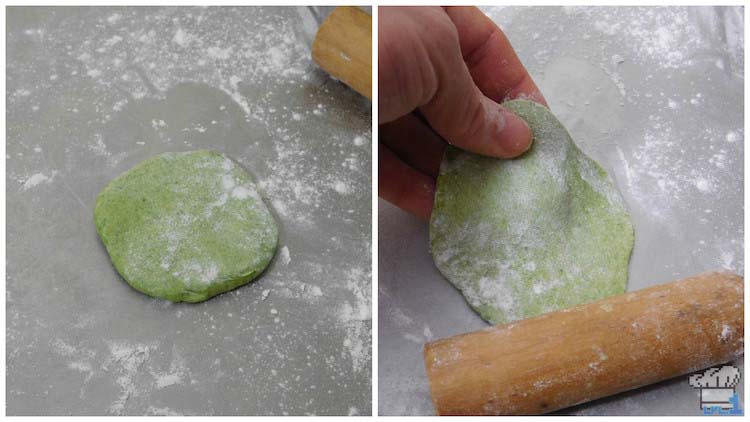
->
589 8 702 69
51 338 195 414
337 267 372 373
380 6 743 415
104 341 156 415
625 115 740 223
532 278 563 295
9 7 371 415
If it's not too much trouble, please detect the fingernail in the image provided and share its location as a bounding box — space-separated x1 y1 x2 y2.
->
496 109 532 158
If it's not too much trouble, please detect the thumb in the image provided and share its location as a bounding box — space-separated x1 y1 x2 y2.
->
379 7 532 158
423 84 532 159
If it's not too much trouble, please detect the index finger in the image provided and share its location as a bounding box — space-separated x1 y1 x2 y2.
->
444 6 547 106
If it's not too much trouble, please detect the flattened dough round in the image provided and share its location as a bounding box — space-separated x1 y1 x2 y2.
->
95 150 278 303
430 100 634 325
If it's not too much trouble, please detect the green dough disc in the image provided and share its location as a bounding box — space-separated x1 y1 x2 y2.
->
429 100 634 325
95 150 279 303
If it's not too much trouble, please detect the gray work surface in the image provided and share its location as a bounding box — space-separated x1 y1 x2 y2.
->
379 6 744 416
7 6 371 416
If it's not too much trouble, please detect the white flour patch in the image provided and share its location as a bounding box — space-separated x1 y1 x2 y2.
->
172 28 190 47
171 261 219 285
231 186 256 200
721 324 733 341
278 246 291 266
206 46 233 60
387 307 415 328
22 171 57 190
89 135 108 155
155 373 182 389
68 361 93 373
146 407 184 416
151 347 189 390
719 249 736 271
332 180 350 194
694 178 712 193
402 333 424 344
106 13 121 24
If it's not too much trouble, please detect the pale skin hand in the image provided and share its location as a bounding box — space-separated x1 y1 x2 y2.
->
379 6 547 220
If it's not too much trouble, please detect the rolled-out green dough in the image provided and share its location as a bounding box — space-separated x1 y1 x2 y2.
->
430 100 634 325
95 150 278 303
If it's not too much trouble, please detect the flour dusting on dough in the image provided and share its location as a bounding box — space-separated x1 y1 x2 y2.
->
430 100 633 325
96 151 278 300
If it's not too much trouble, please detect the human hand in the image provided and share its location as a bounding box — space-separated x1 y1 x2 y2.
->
379 6 547 220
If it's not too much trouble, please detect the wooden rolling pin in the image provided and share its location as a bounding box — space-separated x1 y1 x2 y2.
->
424 271 744 415
312 6 372 99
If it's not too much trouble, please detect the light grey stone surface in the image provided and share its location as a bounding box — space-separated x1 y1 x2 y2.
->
7 6 371 416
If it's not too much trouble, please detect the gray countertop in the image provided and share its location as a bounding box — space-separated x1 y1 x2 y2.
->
7 6 371 416
378 6 744 416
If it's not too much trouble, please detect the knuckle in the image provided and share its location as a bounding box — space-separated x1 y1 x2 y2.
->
453 96 488 142
380 28 439 116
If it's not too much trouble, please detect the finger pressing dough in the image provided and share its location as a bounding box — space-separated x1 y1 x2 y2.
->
95 150 278 303
429 99 634 325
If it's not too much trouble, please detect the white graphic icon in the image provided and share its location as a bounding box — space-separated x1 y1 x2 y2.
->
689 365 742 411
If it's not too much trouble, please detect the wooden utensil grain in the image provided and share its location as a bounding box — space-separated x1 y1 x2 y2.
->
312 6 372 99
424 271 744 415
